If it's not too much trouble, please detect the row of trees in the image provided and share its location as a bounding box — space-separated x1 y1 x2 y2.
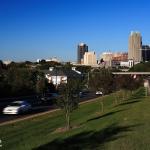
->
129 61 150 72
56 68 144 130
0 67 48 98
0 60 65 98
89 68 114 94
0 60 144 131
0 60 89 98
86 68 143 113
89 68 143 94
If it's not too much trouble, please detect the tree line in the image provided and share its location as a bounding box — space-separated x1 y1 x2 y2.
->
0 60 145 131
0 61 48 98
89 68 143 94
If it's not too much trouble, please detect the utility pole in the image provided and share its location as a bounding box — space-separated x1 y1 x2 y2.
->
87 72 90 88
56 68 57 89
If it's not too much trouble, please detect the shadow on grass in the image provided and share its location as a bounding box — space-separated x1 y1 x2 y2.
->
128 96 144 101
33 123 141 150
129 88 146 100
118 100 141 106
87 109 127 122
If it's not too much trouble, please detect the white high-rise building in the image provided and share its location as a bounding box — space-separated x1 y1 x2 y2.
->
83 51 97 66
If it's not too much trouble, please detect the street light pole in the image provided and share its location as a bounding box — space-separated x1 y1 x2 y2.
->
55 67 58 89
87 72 89 88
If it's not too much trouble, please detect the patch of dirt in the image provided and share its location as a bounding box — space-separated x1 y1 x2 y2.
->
53 125 82 134
95 111 103 115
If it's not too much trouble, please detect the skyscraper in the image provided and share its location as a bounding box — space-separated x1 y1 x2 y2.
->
128 31 142 62
77 43 88 64
142 45 150 62
83 51 97 66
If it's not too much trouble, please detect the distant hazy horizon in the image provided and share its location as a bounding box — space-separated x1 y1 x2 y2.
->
1 0 150 62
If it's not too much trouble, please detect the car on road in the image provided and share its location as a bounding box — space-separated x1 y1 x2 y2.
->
96 91 103 96
40 93 58 104
73 92 83 98
3 101 32 115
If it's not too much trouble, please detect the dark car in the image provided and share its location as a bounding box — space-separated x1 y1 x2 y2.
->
41 93 58 103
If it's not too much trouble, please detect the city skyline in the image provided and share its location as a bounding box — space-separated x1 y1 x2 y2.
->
1 0 150 62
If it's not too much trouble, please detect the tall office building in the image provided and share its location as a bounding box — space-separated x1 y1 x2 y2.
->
142 45 150 62
83 51 97 66
128 31 142 62
77 43 88 64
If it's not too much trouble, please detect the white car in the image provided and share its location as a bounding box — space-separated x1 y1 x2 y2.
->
3 101 31 115
96 91 103 96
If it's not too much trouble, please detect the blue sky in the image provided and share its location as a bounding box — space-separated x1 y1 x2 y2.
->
0 0 150 62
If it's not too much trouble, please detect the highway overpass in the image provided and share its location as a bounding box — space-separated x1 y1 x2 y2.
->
112 72 150 75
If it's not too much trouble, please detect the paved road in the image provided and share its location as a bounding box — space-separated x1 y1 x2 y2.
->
0 92 99 124
0 106 55 124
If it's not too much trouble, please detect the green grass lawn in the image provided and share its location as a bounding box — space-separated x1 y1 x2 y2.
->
0 88 150 150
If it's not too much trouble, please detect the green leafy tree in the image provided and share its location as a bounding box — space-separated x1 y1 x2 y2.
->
0 70 11 97
57 78 81 130
114 75 143 102
36 78 47 95
89 68 114 113
75 66 91 74
7 68 36 96
0 60 7 72
129 61 150 72
89 68 114 94
38 60 62 70
0 67 48 97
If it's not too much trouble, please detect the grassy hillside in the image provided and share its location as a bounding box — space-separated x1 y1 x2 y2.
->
0 88 149 150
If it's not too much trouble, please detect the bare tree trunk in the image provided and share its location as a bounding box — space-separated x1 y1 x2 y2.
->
100 100 104 113
65 108 70 130
131 90 133 95
121 90 127 102
145 87 148 97
113 93 118 105
124 90 129 101
122 90 125 101
124 91 127 101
